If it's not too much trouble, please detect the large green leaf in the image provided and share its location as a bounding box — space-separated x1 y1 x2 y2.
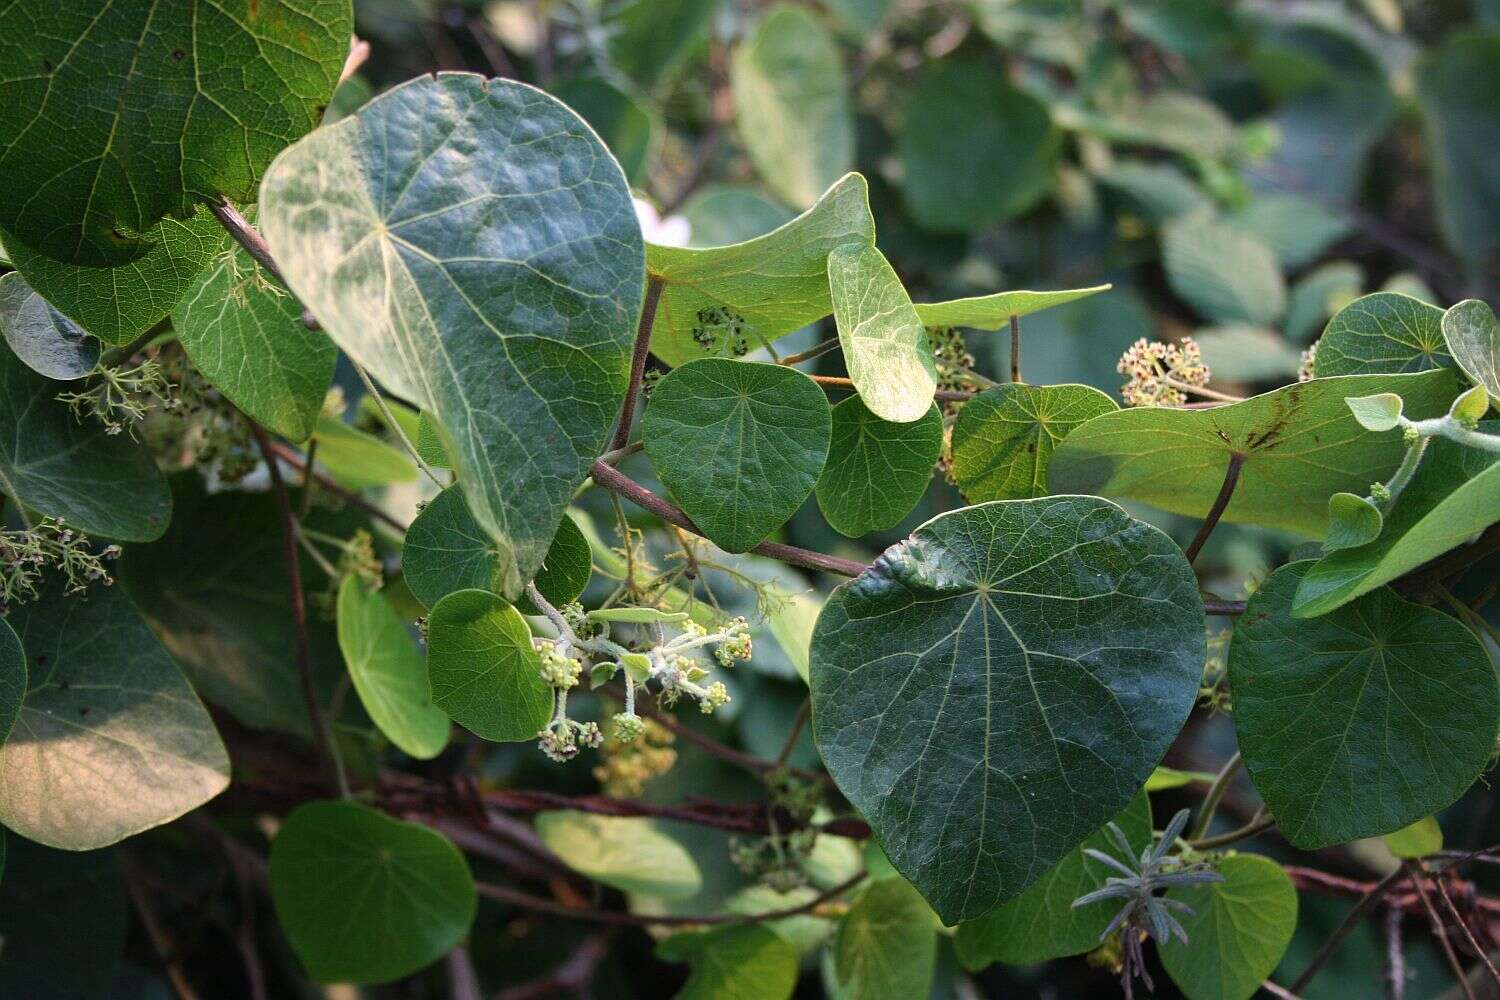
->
270 800 476 985
0 578 230 850
828 242 937 423
0 345 170 541
0 838 126 999
606 0 724 94
1048 370 1463 537
1310 292 1452 377
952 384 1117 503
898 59 1059 233
4 210 230 346
679 185 795 248
1162 213 1286 326
656 925 799 1000
535 811 701 900
549 77 654 184
647 172 874 366
173 242 336 441
1415 31 1500 266
1231 562 1499 849
832 876 939 999
0 618 23 746
0 1 351 265
643 359 830 552
426 589 553 743
0 271 97 380
816 398 941 537
260 73 644 601
1159 854 1298 1000
912 285 1112 329
1444 299 1500 405
810 497 1204 923
336 577 449 760
1229 194 1352 270
954 792 1152 969
732 5 853 209
1293 429 1500 617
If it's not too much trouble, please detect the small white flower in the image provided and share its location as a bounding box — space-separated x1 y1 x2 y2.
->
633 198 691 248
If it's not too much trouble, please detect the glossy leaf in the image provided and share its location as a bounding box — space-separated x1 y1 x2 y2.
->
1162 214 1286 326
732 5 853 209
0 578 230 850
426 589 553 743
912 285 1112 330
656 925 799 1000
0 0 351 264
647 172 874 366
1311 292 1451 377
952 383 1117 503
816 398 941 537
0 838 126 998
827 242 938 423
643 359 831 552
955 792 1152 969
1231 562 1499 849
1048 370 1462 537
1443 299 1500 406
0 271 97 380
535 811 701 900
270 800 476 984
0 345 171 541
173 243 336 441
261 73 644 601
1159 854 1298 1000
833 876 939 999
810 497 1204 923
336 577 449 760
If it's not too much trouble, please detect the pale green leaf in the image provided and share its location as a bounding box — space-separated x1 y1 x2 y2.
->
336 577 449 760
1194 325 1304 382
912 285 1111 330
679 185 794 248
1159 854 1298 1000
587 607 690 625
1095 161 1211 222
311 416 417 490
1344 392 1404 431
833 876 939 999
1146 767 1217 792
656 925 799 1000
827 242 937 423
0 271 97 380
1324 492 1383 552
426 589 553 743
1383 816 1443 859
1443 299 1500 407
1229 194 1352 270
536 811 701 900
816 398 941 537
1073 91 1237 159
1312 292 1452 377
767 588 821 685
951 383 1117 503
1162 214 1286 326
1451 384 1491 424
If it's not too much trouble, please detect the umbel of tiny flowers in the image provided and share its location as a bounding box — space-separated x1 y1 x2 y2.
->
55 357 179 437
1071 808 1224 999
1117 336 1212 407
0 516 121 612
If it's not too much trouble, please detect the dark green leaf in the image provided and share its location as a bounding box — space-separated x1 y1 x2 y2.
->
549 77 654 184
952 383 1117 503
828 242 937 423
1229 194 1352 270
1415 31 1500 266
1311 292 1452 377
1162 213 1286 326
606 0 723 93
261 73 643 601
0 577 230 849
643 359 831 552
336 577 449 760
426 589 552 743
816 398 941 537
270 799 476 985
1096 162 1211 222
810 497 1204 922
1443 299 1500 405
0 0 351 264
912 285 1112 330
1159 854 1298 1000
0 838 126 998
833 876 939 998
656 925 799 1000
0 271 97 380
0 618 23 746
535 811 701 900
1231 562 1499 849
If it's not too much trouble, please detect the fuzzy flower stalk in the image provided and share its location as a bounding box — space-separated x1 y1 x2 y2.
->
1117 337 1213 407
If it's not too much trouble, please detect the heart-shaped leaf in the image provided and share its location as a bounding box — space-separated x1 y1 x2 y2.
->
260 73 644 600
1324 492 1383 552
0 578 230 850
913 285 1112 329
1311 292 1452 377
810 497 1204 923
1232 562 1499 849
1443 299 1500 408
827 242 937 423
815 398 941 537
1162 213 1285 326
1159 854 1298 1000
336 577 449 760
0 272 98 380
270 800 476 984
832 876 939 998
1048 370 1462 537
643 358 831 552
426 589 552 743
536 811 702 900
656 925 799 1000
952 383 1117 503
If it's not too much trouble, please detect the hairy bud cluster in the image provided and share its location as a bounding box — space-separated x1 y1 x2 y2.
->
1117 337 1210 408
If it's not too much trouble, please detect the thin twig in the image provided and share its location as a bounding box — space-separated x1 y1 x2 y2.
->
1184 452 1245 564
610 274 665 451
1290 867 1408 994
776 700 812 766
1189 812 1275 850
1262 982 1305 1000
264 441 408 534
778 336 842 367
1425 861 1500 988
354 362 444 486
1386 904 1407 1000
1009 314 1022 383
1203 597 1247 616
446 946 483 1000
809 374 974 403
120 852 202 1000
1406 859 1478 1000
209 200 288 288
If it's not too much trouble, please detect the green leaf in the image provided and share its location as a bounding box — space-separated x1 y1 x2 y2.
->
336 577 449 760
732 5 853 210
955 792 1152 969
0 838 126 998
1324 492 1383 552
810 497 1205 923
1162 214 1286 326
1285 261 1365 344
1344 392 1405 432
1452 384 1491 424
912 285 1112 330
426 589 552 743
270 799 476 985
1384 816 1443 859
680 185 795 248
606 0 724 94
587 607 691 625
1048 370 1463 537
898 59 1059 233
656 925 799 1000
0 619 21 747
1229 194 1352 270
1072 91 1237 159
549 77 654 184
1292 430 1500 617
643 358 831 551
1231 562 1499 849
828 242 937 423
1146 766 1216 792
0 345 171 541
767 588 821 685
1311 292 1452 378
416 412 454 469
0 577 230 850
1194 325 1304 383
0 0 351 265
260 73 644 601
647 172 874 367
311 416 417 490
1443 299 1500 407
4 210 231 346
1095 161 1212 223
1415 31 1500 266
816 398 941 537
952 383 1117 503
173 243 336 441
1159 854 1298 1000
833 876 939 999
535 811 701 900
0 271 97 380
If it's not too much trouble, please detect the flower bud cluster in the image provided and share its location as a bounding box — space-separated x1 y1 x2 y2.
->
0 517 120 611
1117 337 1210 407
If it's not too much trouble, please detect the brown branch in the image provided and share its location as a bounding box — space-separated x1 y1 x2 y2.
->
1386 905 1407 1000
1203 597 1246 616
810 374 973 404
1184 452 1245 564
777 336 842 367
610 274 665 451
209 201 288 288
1009 314 1022 384
1290 866 1407 994
1427 862 1500 988
120 852 203 1000
1406 859 1478 1000
264 440 409 534
776 700 812 766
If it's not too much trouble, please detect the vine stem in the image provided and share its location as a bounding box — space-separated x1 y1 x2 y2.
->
609 273 665 452
209 200 288 288
1289 866 1408 994
263 441 408 533
777 336 842 367
1203 597 1246 616
1187 751 1242 841
1009 314 1022 383
810 374 974 403
250 423 350 799
1188 810 1274 850
1425 861 1500 989
1405 859 1479 1000
354 362 445 486
1183 452 1245 564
